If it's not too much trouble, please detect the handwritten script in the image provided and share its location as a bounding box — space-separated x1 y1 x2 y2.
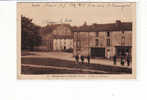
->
32 3 132 8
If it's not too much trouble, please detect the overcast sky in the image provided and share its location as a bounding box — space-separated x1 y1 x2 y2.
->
18 3 135 26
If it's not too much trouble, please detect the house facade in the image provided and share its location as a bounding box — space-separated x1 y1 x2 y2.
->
52 24 73 51
73 21 132 58
52 35 73 51
40 24 73 51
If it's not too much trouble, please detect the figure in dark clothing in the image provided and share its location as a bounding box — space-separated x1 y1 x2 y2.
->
127 55 130 66
121 56 125 66
80 56 84 64
75 55 79 64
113 55 117 65
87 55 90 64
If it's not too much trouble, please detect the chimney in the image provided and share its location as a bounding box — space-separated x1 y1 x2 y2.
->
116 20 121 26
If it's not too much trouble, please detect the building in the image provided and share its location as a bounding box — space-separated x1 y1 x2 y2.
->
73 21 132 58
52 35 73 51
51 24 73 51
39 24 73 52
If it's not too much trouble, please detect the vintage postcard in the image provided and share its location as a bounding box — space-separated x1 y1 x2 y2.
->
17 2 136 79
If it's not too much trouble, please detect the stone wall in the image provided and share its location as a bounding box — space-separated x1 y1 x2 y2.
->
73 30 132 57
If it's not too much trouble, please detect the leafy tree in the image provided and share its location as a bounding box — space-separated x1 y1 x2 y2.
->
40 24 59 35
21 16 42 51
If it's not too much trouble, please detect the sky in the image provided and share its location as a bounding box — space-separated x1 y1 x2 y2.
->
18 2 135 26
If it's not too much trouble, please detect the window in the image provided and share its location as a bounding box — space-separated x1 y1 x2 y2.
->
64 39 66 46
64 46 66 50
77 40 81 48
96 32 99 37
96 39 99 46
122 36 125 40
122 31 124 34
121 36 125 45
107 39 110 46
107 32 110 37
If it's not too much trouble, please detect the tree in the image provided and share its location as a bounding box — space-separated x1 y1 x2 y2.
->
21 16 42 51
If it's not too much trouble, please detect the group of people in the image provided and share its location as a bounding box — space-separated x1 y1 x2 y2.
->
75 55 90 64
113 53 131 66
74 53 131 66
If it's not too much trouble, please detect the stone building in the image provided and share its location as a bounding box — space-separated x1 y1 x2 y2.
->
73 21 132 58
40 24 73 51
52 24 73 51
52 35 73 51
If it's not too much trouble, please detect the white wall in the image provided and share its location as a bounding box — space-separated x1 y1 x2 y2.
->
53 39 73 51
53 39 57 50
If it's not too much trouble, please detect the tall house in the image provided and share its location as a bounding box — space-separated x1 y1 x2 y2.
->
73 20 132 58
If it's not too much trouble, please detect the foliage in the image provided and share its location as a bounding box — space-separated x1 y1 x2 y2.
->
21 16 42 51
40 24 58 35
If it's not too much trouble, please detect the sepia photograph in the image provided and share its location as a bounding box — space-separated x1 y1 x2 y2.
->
17 2 136 79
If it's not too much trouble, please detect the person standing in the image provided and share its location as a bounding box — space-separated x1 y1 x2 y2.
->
121 56 125 66
107 50 110 59
113 55 117 65
125 52 128 65
127 55 130 66
81 55 84 64
75 54 79 64
87 55 90 64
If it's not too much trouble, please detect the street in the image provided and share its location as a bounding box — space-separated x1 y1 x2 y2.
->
21 52 132 74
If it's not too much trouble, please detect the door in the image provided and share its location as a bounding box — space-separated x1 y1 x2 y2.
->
115 46 132 57
91 48 105 57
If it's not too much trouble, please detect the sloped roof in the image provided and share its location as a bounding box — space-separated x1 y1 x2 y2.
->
72 22 132 32
51 34 73 39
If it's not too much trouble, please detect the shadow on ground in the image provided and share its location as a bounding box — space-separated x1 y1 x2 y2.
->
21 57 132 74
